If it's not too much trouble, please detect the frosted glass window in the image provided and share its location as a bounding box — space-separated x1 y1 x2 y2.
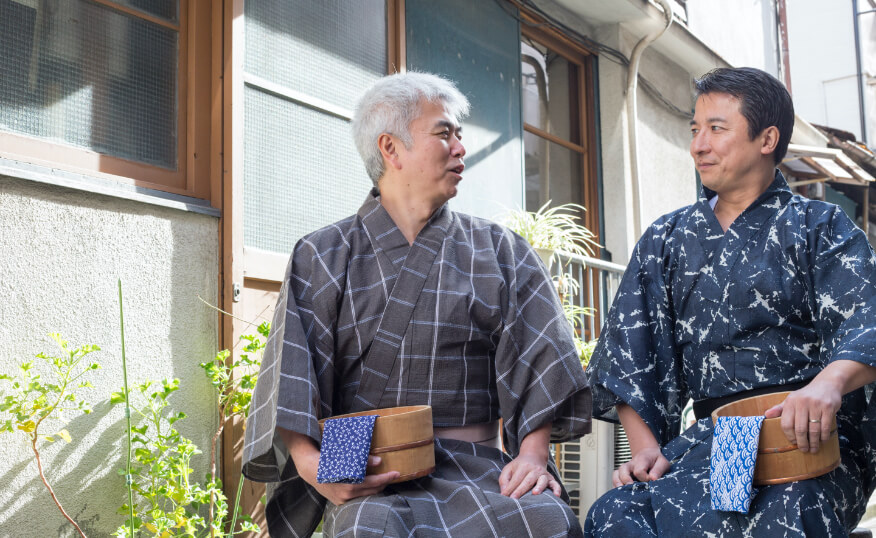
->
114 0 178 23
524 133 582 211
244 86 372 254
0 0 179 169
245 0 386 111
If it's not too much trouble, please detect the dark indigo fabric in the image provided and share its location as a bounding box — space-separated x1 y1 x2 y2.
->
317 415 377 484
586 172 876 536
243 189 592 537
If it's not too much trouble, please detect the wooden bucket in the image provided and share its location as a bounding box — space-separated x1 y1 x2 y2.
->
318 405 435 484
711 392 840 485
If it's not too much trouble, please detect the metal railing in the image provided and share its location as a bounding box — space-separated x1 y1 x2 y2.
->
549 253 627 341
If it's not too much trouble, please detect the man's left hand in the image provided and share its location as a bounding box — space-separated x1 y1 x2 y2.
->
764 380 840 453
499 452 561 499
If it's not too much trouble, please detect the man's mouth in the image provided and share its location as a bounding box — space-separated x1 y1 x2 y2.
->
450 163 465 176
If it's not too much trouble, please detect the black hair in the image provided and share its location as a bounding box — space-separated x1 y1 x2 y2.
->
694 67 794 164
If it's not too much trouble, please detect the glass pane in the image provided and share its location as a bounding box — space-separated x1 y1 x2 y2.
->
0 0 178 169
245 0 386 112
521 40 578 144
113 0 179 23
524 132 582 212
244 86 373 254
406 0 524 219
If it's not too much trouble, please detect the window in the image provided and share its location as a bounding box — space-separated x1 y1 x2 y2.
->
520 22 600 240
0 0 213 199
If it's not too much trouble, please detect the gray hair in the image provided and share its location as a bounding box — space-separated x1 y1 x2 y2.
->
351 72 471 185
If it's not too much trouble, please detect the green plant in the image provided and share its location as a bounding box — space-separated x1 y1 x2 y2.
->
0 333 101 538
501 201 599 265
200 322 268 536
555 274 597 367
110 326 266 537
110 378 258 537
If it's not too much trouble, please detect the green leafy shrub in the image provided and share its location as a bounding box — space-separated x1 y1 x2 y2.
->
0 333 101 538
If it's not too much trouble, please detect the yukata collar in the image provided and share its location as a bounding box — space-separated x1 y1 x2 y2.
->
356 188 453 270
698 169 793 208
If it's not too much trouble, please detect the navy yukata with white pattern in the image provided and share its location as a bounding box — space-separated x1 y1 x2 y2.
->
586 171 876 536
242 189 592 537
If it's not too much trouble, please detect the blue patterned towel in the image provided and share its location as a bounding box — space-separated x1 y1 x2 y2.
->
317 415 378 484
710 415 765 512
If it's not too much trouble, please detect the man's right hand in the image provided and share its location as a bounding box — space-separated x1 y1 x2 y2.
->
612 446 671 487
614 403 672 487
279 427 400 505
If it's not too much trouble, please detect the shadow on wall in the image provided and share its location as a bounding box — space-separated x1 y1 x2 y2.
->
0 177 219 536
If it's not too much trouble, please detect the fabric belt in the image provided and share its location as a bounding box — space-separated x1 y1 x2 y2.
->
692 380 811 421
433 421 502 451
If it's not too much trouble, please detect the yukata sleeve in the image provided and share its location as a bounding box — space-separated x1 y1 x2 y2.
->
241 238 333 482
493 233 592 456
585 228 684 447
808 207 876 370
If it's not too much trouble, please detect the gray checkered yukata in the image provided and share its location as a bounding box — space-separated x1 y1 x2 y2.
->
243 189 593 537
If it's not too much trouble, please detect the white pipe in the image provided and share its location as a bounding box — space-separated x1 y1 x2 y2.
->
626 0 674 238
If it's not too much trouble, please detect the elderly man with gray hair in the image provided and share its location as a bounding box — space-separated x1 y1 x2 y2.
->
243 72 592 537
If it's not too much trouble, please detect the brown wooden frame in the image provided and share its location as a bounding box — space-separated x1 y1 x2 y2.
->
519 10 601 248
0 0 215 201
218 2 408 532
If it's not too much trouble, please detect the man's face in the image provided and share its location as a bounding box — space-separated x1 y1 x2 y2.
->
395 100 466 205
689 92 768 194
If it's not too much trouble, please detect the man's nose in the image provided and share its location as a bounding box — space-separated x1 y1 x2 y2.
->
690 132 709 154
452 136 466 158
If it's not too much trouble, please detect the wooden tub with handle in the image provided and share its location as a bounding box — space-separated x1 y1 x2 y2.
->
318 405 435 484
711 392 840 485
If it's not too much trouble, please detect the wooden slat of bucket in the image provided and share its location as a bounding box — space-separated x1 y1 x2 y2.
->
711 392 840 486
319 405 435 484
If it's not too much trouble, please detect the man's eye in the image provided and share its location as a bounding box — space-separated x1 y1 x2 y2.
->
690 128 699 136
711 125 722 131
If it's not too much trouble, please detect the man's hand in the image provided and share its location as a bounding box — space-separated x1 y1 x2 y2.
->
614 404 672 487
279 428 399 506
612 446 671 487
499 452 561 499
764 380 842 454
499 422 560 499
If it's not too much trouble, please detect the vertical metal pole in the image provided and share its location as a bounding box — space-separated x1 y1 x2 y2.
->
776 0 793 94
853 0 868 143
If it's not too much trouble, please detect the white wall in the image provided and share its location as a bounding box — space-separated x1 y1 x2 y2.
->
785 0 863 139
0 178 219 537
685 0 780 77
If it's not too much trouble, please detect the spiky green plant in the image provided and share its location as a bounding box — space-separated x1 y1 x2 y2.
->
501 202 599 264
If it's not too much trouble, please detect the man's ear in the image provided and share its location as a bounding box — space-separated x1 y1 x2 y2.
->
760 126 780 156
378 133 403 171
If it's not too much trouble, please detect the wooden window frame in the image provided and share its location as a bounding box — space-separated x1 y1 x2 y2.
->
520 14 601 245
0 0 215 202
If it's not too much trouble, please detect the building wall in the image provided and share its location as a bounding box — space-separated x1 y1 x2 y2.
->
0 177 219 537
593 24 698 264
685 0 780 76
785 0 864 139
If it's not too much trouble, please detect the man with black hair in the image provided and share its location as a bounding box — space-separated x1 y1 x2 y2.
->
585 67 876 535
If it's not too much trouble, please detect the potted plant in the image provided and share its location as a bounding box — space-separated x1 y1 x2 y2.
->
500 202 600 365
500 201 599 269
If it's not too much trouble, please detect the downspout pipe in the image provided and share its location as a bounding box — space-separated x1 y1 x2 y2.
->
626 0 673 238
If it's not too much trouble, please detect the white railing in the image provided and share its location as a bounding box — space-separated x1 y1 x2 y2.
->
549 253 628 521
549 253 627 340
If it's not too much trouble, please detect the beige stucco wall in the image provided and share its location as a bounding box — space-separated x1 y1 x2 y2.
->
594 24 698 264
0 177 219 537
